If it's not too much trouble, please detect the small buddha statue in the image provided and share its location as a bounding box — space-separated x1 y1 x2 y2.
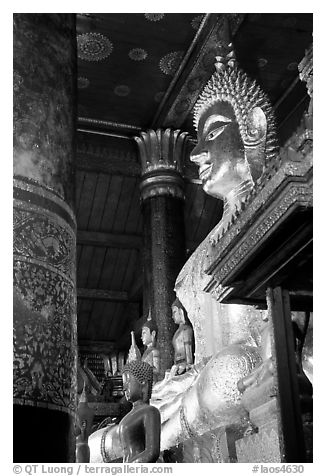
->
140 312 160 383
171 298 194 376
119 360 161 463
75 384 95 463
151 299 194 397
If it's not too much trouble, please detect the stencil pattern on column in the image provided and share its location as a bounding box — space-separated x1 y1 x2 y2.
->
13 180 77 415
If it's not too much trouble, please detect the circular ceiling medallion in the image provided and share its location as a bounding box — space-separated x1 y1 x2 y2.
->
78 77 90 89
154 91 165 103
159 51 184 76
257 58 268 68
144 13 165 22
77 32 113 62
191 15 204 30
287 62 298 71
129 48 148 61
114 85 130 97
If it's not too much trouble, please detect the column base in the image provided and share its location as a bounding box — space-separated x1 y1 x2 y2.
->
13 404 75 462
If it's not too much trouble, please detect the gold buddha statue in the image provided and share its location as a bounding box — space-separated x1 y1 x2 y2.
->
140 314 160 383
89 23 279 457
149 24 279 451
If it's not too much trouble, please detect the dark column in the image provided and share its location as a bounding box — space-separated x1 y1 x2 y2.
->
268 287 306 462
13 14 77 462
135 129 188 377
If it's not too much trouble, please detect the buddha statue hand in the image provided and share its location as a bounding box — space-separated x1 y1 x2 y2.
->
175 362 186 375
237 357 274 393
174 362 193 375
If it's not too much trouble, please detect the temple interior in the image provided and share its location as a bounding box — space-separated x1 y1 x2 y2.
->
13 13 313 463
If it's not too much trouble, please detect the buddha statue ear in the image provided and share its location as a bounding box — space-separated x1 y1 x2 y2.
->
244 107 267 182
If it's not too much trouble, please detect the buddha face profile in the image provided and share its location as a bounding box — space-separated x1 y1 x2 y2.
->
122 371 143 403
141 325 156 347
122 361 153 403
191 50 278 201
172 305 184 325
190 100 249 200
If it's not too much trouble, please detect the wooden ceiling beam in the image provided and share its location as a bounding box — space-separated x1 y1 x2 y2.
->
78 288 129 302
151 14 245 129
78 287 141 303
78 339 117 354
77 230 143 249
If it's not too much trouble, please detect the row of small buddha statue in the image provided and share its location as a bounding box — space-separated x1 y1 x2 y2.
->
127 302 194 382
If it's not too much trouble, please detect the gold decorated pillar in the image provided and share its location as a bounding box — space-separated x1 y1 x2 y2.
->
13 14 77 462
135 129 188 378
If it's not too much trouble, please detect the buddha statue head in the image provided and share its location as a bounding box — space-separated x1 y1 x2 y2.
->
191 27 278 202
141 311 158 347
171 297 187 325
122 360 154 403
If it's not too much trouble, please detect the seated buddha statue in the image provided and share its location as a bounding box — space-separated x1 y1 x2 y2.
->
119 360 161 463
155 298 194 390
170 298 194 375
151 299 195 419
149 23 279 451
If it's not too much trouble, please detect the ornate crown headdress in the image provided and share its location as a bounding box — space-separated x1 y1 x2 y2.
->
142 308 158 334
193 19 278 167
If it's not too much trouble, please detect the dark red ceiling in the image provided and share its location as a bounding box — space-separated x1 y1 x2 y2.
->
76 13 202 127
76 13 312 143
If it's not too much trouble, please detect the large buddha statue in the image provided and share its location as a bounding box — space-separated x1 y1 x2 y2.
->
149 25 279 451
89 24 279 458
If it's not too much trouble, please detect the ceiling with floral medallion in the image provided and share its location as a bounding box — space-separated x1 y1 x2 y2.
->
76 12 312 140
76 13 203 127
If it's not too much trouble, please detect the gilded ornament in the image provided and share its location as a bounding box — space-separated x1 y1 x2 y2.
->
144 13 165 22
191 15 204 30
159 51 184 76
257 58 268 68
77 32 113 62
114 85 130 97
128 48 148 61
78 77 90 89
